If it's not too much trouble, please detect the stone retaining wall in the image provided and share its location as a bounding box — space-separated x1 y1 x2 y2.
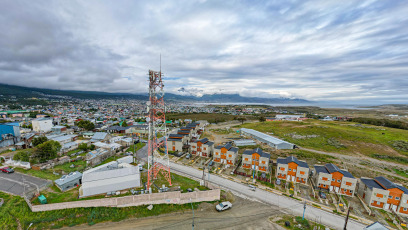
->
29 189 220 212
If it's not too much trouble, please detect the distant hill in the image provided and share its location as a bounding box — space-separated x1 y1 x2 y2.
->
0 83 310 104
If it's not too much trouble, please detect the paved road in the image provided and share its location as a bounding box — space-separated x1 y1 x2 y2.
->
0 171 50 196
169 162 368 230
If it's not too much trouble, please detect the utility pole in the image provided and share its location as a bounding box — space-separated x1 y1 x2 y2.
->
343 206 351 230
302 201 306 220
190 198 195 230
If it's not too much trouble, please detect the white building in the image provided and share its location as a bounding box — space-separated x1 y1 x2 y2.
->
32 118 53 133
79 159 141 198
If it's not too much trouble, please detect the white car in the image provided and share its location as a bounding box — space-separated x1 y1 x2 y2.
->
216 201 232 212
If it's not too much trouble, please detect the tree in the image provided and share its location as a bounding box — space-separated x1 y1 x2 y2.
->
259 116 266 122
78 143 89 151
32 140 61 163
32 136 48 147
76 120 95 131
237 117 247 124
121 120 128 127
13 151 30 162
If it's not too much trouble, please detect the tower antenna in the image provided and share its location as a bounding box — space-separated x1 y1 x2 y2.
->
146 65 172 191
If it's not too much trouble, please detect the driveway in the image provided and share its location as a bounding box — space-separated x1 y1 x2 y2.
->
0 171 50 196
169 162 368 230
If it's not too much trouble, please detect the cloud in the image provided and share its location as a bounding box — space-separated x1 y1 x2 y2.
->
0 0 407 104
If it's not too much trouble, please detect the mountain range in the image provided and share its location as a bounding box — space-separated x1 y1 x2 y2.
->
0 83 310 104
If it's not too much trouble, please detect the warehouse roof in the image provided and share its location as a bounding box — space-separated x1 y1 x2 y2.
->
54 171 82 186
240 128 291 145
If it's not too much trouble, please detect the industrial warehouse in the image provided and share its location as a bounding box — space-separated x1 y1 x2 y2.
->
240 128 296 149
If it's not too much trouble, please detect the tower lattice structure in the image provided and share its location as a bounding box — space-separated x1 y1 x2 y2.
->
147 69 172 190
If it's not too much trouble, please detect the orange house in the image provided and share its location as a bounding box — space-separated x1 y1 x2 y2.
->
241 148 270 172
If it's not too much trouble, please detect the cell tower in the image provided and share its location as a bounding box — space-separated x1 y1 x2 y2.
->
146 69 172 190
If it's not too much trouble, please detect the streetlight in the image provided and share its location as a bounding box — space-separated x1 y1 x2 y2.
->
27 223 33 230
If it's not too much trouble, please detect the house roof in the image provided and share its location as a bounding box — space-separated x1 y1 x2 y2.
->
167 138 182 142
325 163 355 178
169 134 184 138
92 132 108 140
195 138 208 144
364 221 389 230
314 165 329 174
360 178 384 190
277 156 309 168
374 176 408 194
54 171 82 186
215 143 232 150
242 148 270 158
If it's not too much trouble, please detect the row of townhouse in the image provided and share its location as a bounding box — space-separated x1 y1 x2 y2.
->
167 122 203 153
359 176 408 216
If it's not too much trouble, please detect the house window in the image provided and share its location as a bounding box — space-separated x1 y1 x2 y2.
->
337 180 341 183
404 208 408 211
229 155 232 157
349 190 353 193
216 152 219 155
262 161 265 164
288 168 292 171
389 195 393 199
332 179 335 182
245 158 248 161
396 197 400 200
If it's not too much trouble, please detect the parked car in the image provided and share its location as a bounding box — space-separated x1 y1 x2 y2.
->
186 154 192 159
248 185 256 191
319 191 327 199
276 179 281 185
1 167 14 174
208 161 214 166
216 201 232 212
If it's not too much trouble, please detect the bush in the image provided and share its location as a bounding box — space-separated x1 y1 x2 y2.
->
32 136 48 147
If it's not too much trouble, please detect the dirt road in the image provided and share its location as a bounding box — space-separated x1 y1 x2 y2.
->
65 196 285 230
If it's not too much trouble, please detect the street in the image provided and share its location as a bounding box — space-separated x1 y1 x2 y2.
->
0 171 50 196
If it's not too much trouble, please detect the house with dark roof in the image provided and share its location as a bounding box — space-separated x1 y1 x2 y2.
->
276 156 309 184
213 143 238 165
313 163 357 197
241 148 270 172
167 134 185 152
190 138 214 157
359 176 408 216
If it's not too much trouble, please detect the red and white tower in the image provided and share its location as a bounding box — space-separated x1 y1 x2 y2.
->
146 69 172 190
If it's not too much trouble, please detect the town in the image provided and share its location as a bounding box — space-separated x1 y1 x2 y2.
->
1 92 408 229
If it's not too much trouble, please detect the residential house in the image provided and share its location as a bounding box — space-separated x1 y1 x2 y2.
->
314 163 357 197
167 134 184 152
90 132 110 143
359 176 408 216
276 156 309 184
213 143 238 165
51 125 67 134
190 138 214 157
241 148 270 172
54 171 82 192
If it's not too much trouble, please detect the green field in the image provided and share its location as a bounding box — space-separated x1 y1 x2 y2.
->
239 120 408 163
167 112 257 124
0 191 200 229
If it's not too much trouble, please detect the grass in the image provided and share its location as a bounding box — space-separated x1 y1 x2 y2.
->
239 120 408 163
0 191 202 229
394 169 408 178
275 215 328 230
126 142 146 153
15 159 87 181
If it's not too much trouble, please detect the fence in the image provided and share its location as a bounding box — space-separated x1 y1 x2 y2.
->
28 189 220 212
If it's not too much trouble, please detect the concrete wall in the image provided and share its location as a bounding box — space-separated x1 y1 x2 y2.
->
29 189 220 212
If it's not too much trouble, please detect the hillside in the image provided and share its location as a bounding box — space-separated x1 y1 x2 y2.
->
239 120 408 164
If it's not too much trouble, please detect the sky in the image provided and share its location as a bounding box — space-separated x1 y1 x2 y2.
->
0 0 407 104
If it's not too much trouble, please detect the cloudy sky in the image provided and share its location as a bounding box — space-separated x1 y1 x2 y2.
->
1 0 407 104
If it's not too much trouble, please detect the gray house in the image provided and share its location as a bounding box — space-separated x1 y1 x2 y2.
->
54 171 83 191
